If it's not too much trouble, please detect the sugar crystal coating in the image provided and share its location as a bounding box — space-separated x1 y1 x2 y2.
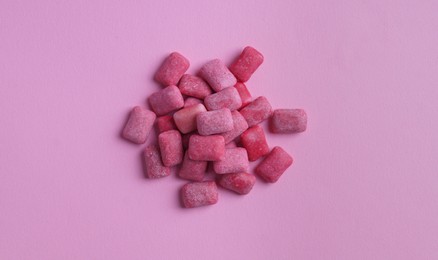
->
255 146 293 183
204 87 242 111
270 109 307 133
181 181 218 208
239 96 272 127
173 104 207 134
156 115 177 133
220 111 248 144
148 85 184 116
218 173 256 195
158 130 183 167
122 106 156 144
188 135 225 161
155 52 190 86
143 145 171 179
240 125 270 161
197 108 234 135
199 59 237 92
213 147 249 174
229 46 264 82
178 152 208 181
179 74 212 99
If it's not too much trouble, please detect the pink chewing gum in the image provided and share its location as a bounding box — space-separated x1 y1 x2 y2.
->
240 125 270 161
197 108 234 135
239 96 272 127
188 135 225 161
178 152 208 181
199 59 237 92
234 82 252 108
229 46 264 82
179 74 212 99
122 106 156 144
270 109 307 133
204 87 242 111
184 97 203 108
218 173 256 195
220 111 248 144
143 145 171 179
173 104 207 134
148 85 184 116
155 52 190 86
213 147 249 174
181 181 218 208
156 115 177 133
255 146 293 183
225 141 237 148
158 130 183 167
182 131 196 149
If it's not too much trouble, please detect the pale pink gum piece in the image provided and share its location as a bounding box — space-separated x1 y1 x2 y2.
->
158 130 183 167
188 135 225 161
220 111 248 144
240 125 270 161
178 152 208 181
181 181 218 208
148 85 184 116
143 145 171 179
179 74 212 99
234 82 252 108
199 59 237 92
155 52 190 86
156 115 177 133
184 97 203 108
218 173 256 195
225 141 237 148
122 106 156 144
239 96 272 127
204 87 242 111
173 104 207 134
213 147 249 174
229 46 264 82
270 109 307 133
197 108 234 135
255 146 293 183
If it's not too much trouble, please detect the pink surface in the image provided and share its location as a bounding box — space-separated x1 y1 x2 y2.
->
1 0 438 259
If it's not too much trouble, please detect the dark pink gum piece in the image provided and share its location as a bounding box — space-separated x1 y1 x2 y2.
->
204 87 242 111
143 145 171 179
122 106 156 144
220 111 248 144
148 85 184 116
240 125 270 161
255 146 293 183
199 59 237 92
188 135 225 161
213 147 249 174
239 96 272 127
234 82 252 108
181 181 219 208
179 74 212 99
156 115 177 134
270 109 307 133
196 108 234 136
184 97 203 108
218 173 256 195
229 46 264 82
158 130 183 167
154 52 190 86
178 152 208 181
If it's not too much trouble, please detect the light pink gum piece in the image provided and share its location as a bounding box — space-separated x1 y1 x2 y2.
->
158 130 183 167
181 181 218 208
255 146 293 183
122 106 156 144
218 173 256 195
148 85 184 116
234 82 252 108
240 125 270 161
143 145 171 179
239 96 272 127
229 46 264 82
220 111 248 144
173 104 207 134
156 115 177 133
270 109 307 133
199 59 237 92
188 135 225 161
213 147 249 174
204 87 242 111
197 108 234 135
184 97 203 108
225 141 237 148
178 152 208 181
154 52 190 86
179 74 212 99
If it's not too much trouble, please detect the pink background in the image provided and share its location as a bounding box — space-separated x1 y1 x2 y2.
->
1 0 438 259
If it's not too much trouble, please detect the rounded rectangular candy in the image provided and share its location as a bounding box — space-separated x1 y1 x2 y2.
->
239 96 272 127
181 181 218 208
158 130 183 167
184 97 203 108
148 85 184 116
197 108 233 136
178 152 207 181
173 104 207 134
156 115 177 133
213 147 249 174
199 59 237 92
122 106 156 144
255 146 293 183
270 109 307 133
220 111 248 144
229 46 264 82
188 135 225 161
240 125 270 161
143 145 171 179
179 74 212 99
155 52 190 86
218 173 256 195
204 87 242 111
234 82 252 107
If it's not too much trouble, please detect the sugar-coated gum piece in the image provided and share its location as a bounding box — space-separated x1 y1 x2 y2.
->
156 115 177 133
199 59 236 92
181 181 218 208
220 111 248 144
155 52 189 86
204 87 242 111
240 125 270 161
234 82 252 108
143 145 171 178
270 109 307 133
158 130 183 167
184 97 203 108
239 96 272 127
188 135 225 161
197 108 234 136
255 146 293 183
179 74 212 99
213 147 249 174
218 173 256 195
173 104 207 134
122 106 156 144
148 85 184 116
229 46 264 82
178 152 208 181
